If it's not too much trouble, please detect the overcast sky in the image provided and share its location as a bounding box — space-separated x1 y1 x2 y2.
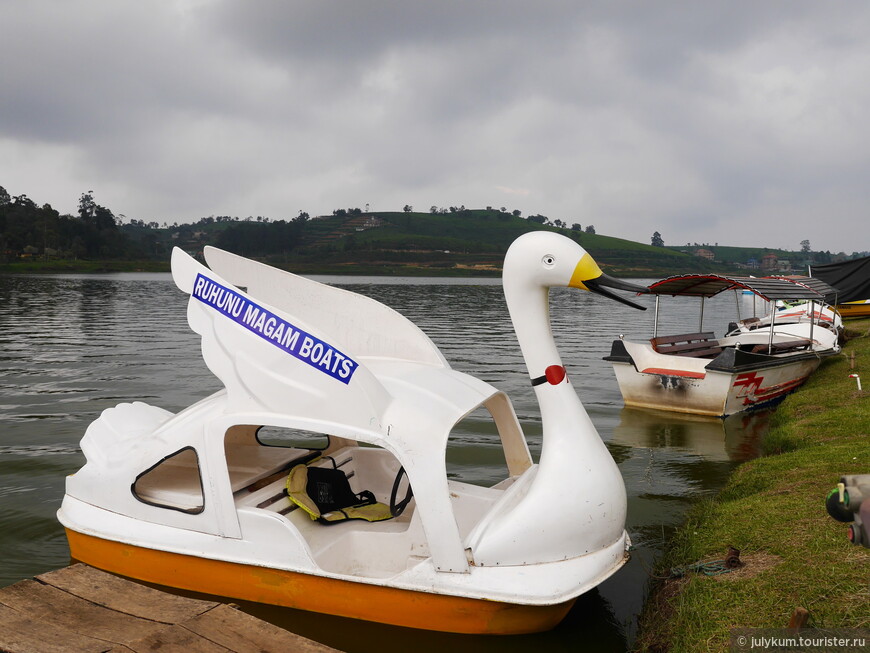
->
2 1 869 253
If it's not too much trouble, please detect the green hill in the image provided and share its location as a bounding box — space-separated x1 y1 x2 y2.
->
154 209 733 277
1 186 853 276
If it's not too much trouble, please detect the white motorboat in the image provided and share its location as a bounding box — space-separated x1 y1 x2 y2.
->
727 275 843 347
605 274 837 417
58 232 647 634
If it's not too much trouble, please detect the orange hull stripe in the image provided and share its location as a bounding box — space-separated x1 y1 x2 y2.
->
641 368 706 379
65 529 573 635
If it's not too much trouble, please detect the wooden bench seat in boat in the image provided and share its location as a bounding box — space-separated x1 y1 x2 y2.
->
235 451 362 512
234 452 355 515
226 445 320 492
750 338 813 354
651 332 723 358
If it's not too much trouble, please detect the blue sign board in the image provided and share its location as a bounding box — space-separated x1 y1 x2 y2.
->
192 273 358 384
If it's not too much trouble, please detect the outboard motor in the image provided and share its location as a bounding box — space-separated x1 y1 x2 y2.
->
825 474 870 548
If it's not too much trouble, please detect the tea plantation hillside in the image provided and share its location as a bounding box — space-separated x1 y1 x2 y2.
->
3 186 837 275
159 208 733 276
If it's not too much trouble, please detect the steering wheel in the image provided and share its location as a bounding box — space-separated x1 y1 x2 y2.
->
389 466 414 517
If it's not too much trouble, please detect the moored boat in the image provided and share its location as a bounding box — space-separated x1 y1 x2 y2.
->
726 275 843 348
836 299 870 318
58 232 647 634
605 274 837 417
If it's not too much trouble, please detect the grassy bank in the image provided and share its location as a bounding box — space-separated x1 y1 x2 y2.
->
636 318 870 652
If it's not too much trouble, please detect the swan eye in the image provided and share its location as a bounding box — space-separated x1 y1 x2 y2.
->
542 255 556 268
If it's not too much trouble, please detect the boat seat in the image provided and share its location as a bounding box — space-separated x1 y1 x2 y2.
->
751 339 813 354
233 454 358 516
651 332 723 358
285 458 412 526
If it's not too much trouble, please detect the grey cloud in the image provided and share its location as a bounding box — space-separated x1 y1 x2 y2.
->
1 0 869 252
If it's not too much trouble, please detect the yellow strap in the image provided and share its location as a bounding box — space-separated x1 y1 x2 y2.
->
285 465 320 520
320 502 393 523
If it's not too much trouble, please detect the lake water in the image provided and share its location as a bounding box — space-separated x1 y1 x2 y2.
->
0 272 771 652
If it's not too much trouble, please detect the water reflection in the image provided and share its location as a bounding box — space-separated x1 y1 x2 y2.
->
613 407 770 463
0 272 775 651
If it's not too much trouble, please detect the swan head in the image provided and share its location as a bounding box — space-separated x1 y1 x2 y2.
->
504 231 647 309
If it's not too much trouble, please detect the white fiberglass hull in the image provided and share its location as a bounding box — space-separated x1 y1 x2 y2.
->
606 340 822 417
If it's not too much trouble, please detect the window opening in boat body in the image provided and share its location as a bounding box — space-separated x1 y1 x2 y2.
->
443 394 533 547
233 423 359 456
224 424 337 498
225 421 408 517
227 422 426 578
132 446 205 514
299 444 426 579
255 425 330 450
222 393 530 577
446 406 512 487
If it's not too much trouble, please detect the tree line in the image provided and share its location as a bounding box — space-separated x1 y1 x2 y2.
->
0 185 315 262
0 187 135 261
5 184 861 266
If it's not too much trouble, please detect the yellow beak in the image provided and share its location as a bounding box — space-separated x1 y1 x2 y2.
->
568 253 603 290
568 254 648 310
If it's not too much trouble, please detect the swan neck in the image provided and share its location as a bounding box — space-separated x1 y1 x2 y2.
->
505 282 562 378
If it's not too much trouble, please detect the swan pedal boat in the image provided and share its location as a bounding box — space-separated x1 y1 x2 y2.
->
605 274 839 418
58 232 647 635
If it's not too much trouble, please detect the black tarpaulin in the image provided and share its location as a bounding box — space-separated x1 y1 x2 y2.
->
811 256 870 303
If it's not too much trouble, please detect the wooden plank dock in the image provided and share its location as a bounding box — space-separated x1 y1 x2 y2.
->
0 564 339 652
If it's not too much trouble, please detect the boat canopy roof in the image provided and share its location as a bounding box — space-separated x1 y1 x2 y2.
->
765 275 838 302
645 274 826 302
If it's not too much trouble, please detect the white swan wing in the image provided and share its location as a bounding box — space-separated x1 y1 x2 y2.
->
203 246 448 368
171 247 392 431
